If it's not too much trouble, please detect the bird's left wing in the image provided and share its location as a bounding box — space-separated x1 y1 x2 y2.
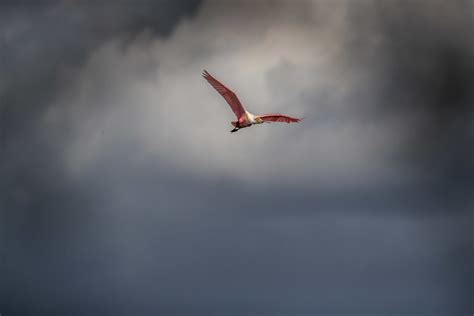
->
257 114 302 123
202 70 246 119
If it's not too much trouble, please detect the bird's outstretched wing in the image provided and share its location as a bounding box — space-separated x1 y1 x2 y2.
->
202 70 246 119
257 114 302 123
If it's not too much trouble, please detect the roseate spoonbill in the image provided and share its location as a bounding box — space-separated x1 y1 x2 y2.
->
202 70 302 133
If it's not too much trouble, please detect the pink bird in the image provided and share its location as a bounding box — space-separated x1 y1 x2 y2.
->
203 70 302 133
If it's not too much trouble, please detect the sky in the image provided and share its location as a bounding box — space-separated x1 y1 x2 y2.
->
0 1 473 315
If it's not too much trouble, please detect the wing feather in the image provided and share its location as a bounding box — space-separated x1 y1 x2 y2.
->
202 70 246 118
257 114 302 123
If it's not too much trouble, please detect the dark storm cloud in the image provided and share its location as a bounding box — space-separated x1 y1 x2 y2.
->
0 1 202 314
356 1 474 196
1 1 472 315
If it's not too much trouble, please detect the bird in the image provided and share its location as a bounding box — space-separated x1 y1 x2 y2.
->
202 70 302 133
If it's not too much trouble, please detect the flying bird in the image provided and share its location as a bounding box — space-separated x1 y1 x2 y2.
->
202 70 302 133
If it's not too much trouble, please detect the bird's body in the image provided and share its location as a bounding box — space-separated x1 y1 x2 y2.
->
202 70 301 133
232 111 258 128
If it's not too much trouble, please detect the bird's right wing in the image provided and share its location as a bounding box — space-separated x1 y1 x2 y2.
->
202 70 246 119
257 114 302 123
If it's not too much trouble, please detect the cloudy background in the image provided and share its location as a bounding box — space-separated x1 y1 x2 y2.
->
0 1 473 315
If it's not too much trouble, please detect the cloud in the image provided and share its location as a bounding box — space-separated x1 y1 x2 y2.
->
45 0 423 192
1 1 472 315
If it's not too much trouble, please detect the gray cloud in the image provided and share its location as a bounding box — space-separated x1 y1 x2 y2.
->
1 1 472 315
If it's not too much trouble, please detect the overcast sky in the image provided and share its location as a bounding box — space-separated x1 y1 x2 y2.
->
0 1 473 315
